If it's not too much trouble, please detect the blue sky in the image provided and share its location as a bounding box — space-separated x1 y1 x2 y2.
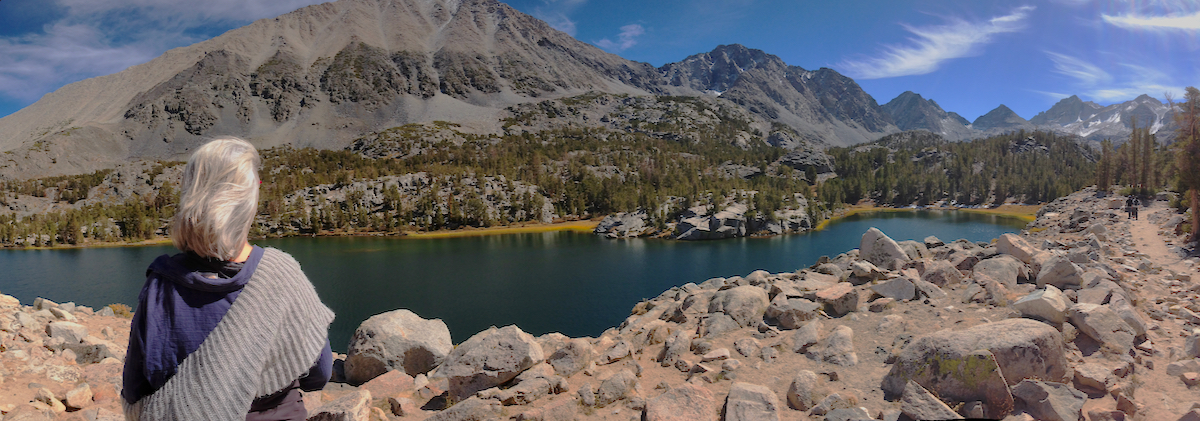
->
0 0 1196 122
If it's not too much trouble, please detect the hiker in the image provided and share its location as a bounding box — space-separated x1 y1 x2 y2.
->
1132 196 1141 220
122 137 335 420
1126 196 1135 219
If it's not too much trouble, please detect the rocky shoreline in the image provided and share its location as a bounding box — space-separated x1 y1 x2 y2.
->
2 187 1200 420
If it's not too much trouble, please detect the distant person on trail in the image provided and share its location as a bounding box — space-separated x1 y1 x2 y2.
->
122 137 335 420
1132 197 1141 220
1126 196 1135 219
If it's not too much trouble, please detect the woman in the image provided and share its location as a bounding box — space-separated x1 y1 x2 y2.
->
122 137 335 420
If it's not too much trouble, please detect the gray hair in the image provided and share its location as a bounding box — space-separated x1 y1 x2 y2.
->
171 137 261 260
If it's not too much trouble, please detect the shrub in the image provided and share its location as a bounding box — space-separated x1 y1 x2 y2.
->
107 303 134 318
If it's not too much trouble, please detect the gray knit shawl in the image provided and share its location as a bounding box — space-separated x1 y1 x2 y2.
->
125 248 335 420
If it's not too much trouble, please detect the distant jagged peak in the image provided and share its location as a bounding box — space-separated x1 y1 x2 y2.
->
659 44 789 92
972 104 1030 131
1133 93 1163 105
880 90 972 137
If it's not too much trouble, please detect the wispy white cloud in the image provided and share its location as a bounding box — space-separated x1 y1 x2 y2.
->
0 0 328 105
838 6 1036 79
1043 53 1185 102
531 0 588 36
1088 63 1185 101
595 24 644 52
1045 52 1111 86
1030 90 1072 101
1102 11 1200 31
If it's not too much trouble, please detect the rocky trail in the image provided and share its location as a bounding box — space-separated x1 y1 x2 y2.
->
2 187 1200 421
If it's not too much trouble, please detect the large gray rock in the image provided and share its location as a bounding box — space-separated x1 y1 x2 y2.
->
594 210 649 238
492 363 567 406
921 260 964 286
675 204 749 240
1167 359 1200 376
901 380 964 420
924 236 945 248
814 283 858 317
792 320 823 353
1073 363 1113 392
1013 285 1069 324
46 322 88 345
897 240 931 260
849 261 887 281
438 325 544 401
825 407 872 421
1067 303 1136 353
595 369 637 407
700 314 740 338
660 329 693 368
62 336 125 364
307 390 372 421
786 370 822 411
1108 295 1147 337
883 319 1068 417
708 286 770 327
1011 380 1085 421
1186 334 1200 358
345 309 452 385
425 396 503 421
997 233 1038 264
669 291 714 324
547 338 594 377
765 296 820 329
972 255 1028 287
1037 256 1084 289
859 227 910 268
723 382 781 421
870 277 916 301
912 277 947 299
643 383 718 421
813 325 857 366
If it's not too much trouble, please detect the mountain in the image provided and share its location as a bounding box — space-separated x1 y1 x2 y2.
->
0 0 1179 181
0 0 665 179
972 104 1032 132
880 91 973 141
660 44 900 147
0 2 900 180
1030 94 1176 143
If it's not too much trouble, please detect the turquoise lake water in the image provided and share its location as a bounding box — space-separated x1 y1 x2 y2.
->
0 210 1027 350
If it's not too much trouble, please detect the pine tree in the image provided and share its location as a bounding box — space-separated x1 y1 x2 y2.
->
1128 117 1141 189
1173 87 1200 242
1097 140 1114 193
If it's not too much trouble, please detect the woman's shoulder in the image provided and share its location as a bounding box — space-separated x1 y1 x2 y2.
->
259 247 299 265
253 248 311 285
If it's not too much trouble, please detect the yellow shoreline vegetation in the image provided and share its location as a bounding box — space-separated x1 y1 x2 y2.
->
814 203 1040 231
14 204 1039 250
401 220 600 239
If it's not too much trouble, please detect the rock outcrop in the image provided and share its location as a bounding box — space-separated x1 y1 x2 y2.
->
344 309 453 384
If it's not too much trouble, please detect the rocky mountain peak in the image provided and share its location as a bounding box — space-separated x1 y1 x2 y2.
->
880 91 972 140
658 44 786 93
972 104 1030 131
1029 95 1101 126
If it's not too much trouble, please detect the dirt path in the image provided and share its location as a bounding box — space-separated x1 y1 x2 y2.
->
1129 200 1191 275
1105 199 1199 421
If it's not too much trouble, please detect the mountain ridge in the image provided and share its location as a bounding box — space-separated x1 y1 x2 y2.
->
0 0 1181 181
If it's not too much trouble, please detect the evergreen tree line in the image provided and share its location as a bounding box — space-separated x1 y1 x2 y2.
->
0 121 812 246
1095 117 1170 195
253 126 812 235
818 131 1097 207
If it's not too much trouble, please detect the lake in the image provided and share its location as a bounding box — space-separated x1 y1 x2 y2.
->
0 210 1026 350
